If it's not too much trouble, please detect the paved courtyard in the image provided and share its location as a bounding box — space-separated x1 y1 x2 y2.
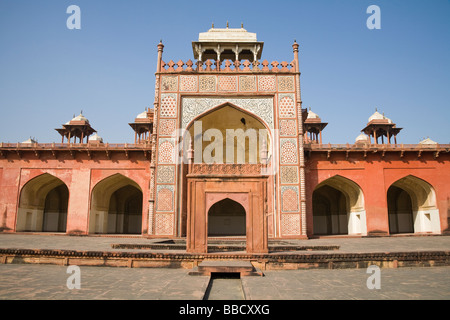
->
0 263 449 300
0 233 449 300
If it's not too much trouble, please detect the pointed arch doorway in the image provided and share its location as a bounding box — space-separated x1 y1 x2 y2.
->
208 198 246 237
186 180 268 254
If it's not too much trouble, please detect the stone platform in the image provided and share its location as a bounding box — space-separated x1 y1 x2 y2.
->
0 233 449 271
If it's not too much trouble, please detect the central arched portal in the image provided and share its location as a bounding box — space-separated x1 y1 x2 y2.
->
184 102 271 254
208 198 246 236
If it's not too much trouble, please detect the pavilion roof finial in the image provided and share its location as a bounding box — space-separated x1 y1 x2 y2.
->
226 21 229 28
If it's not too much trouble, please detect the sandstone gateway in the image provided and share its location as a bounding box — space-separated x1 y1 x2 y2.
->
1 26 449 254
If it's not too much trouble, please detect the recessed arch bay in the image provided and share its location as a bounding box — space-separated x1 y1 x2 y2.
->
181 97 274 129
17 173 69 232
89 174 143 234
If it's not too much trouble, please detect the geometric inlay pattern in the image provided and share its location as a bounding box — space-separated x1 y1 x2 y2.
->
280 138 298 164
218 76 237 91
180 75 198 92
161 76 178 92
181 97 274 129
279 119 297 136
160 94 177 118
159 119 177 136
157 165 175 184
158 138 176 164
278 76 295 92
155 213 174 235
258 75 276 91
239 75 256 92
199 75 216 92
281 213 300 235
281 186 299 212
280 166 299 184
279 94 296 118
156 185 174 212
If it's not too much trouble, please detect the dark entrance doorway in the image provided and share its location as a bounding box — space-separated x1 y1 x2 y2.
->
387 185 414 234
208 198 246 236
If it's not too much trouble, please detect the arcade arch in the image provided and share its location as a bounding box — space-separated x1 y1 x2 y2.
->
387 175 440 234
17 173 69 232
312 175 367 236
89 174 143 234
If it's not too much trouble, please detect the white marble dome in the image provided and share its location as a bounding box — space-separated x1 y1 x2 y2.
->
368 110 392 123
307 110 320 119
355 133 369 143
419 137 437 145
136 111 148 119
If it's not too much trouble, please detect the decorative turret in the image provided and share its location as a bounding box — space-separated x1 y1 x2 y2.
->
192 23 264 63
129 108 154 144
361 109 402 144
55 111 96 144
303 108 327 144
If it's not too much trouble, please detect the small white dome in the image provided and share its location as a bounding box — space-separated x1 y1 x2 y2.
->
419 137 437 145
89 133 103 142
368 110 392 123
355 133 369 142
71 113 89 123
307 110 320 119
22 138 37 144
136 111 148 119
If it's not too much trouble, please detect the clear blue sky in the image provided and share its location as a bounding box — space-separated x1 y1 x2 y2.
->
0 0 449 144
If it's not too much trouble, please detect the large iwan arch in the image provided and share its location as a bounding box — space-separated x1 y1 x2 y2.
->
89 174 143 234
17 173 69 232
387 175 440 234
312 175 367 236
185 103 272 165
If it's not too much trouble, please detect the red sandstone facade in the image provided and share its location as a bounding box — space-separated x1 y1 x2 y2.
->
1 26 449 253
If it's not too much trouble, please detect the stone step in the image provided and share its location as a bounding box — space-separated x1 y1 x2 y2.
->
189 260 264 277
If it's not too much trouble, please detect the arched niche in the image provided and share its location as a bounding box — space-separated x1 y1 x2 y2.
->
312 175 367 236
17 173 69 232
388 175 440 234
89 174 143 234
